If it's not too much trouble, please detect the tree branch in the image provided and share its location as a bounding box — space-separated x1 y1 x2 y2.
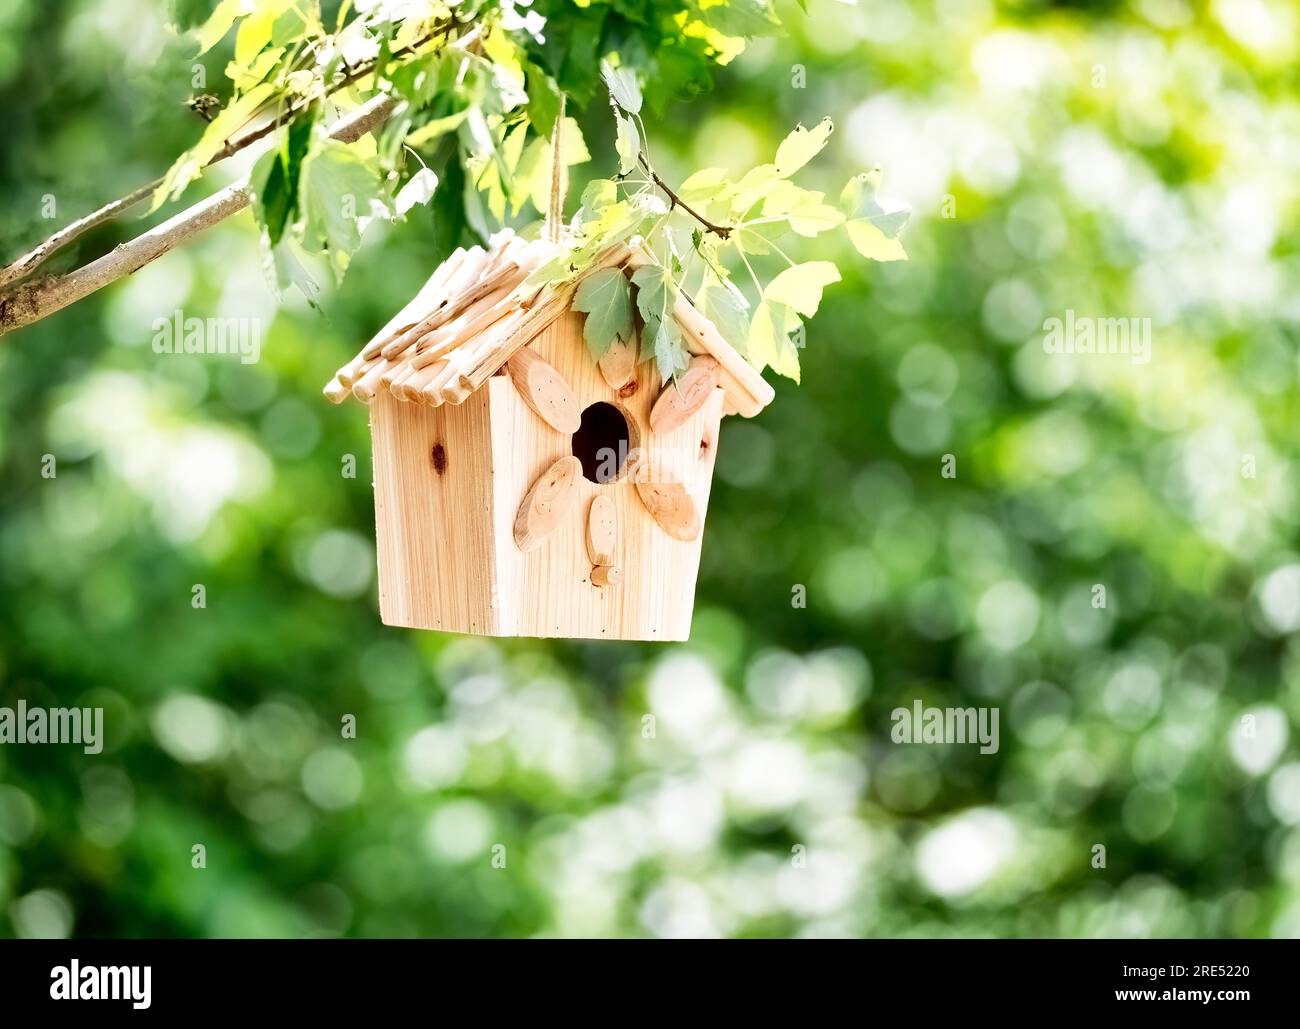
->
637 154 732 240
0 20 457 291
0 180 163 291
0 94 401 338
201 21 455 169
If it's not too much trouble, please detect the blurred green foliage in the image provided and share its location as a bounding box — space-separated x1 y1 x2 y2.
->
2 0 1300 938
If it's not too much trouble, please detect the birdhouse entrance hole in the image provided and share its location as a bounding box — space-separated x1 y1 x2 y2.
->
572 402 635 484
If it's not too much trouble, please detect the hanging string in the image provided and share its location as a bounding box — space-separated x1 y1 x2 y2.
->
547 95 567 244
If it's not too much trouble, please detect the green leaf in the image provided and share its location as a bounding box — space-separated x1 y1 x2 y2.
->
690 0 782 37
234 4 276 68
169 0 220 32
299 137 387 279
482 23 528 103
730 163 780 217
775 117 834 177
582 194 662 255
405 109 469 148
545 7 605 102
377 107 415 172
839 170 910 232
525 63 562 139
631 263 688 381
515 117 591 214
847 221 909 261
389 54 448 111
764 261 841 317
248 106 313 248
679 167 729 203
395 167 439 216
841 170 911 262
227 46 285 91
614 110 640 176
697 280 751 355
787 200 846 237
196 0 244 54
771 332 802 382
269 1 316 47
430 154 467 262
735 225 773 255
573 267 635 361
578 178 618 217
630 262 672 334
153 80 278 208
760 180 845 237
249 147 290 245
266 236 320 301
601 59 642 115
748 299 802 381
650 314 689 383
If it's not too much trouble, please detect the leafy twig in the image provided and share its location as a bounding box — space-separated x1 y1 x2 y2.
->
208 20 456 164
0 19 458 290
636 155 732 240
741 226 797 267
0 96 400 337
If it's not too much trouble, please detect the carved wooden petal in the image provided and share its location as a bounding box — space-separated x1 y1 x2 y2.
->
598 336 636 390
649 356 721 435
506 346 582 433
634 476 701 542
514 456 582 551
586 495 618 566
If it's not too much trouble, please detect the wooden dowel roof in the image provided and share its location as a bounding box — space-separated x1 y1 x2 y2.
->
322 231 773 418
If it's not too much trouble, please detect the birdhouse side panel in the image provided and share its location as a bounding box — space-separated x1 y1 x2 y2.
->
370 390 500 634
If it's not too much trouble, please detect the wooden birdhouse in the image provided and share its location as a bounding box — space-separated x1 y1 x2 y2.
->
323 230 774 641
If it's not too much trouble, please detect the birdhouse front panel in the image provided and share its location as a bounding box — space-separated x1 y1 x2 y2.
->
487 310 725 640
324 230 774 642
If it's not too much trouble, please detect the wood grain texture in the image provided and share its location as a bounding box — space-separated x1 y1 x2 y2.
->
488 311 723 640
597 337 636 389
514 455 582 551
634 477 702 541
370 389 498 635
323 377 351 404
585 495 617 566
591 565 622 587
368 308 724 641
363 247 475 360
506 346 582 433
649 355 721 435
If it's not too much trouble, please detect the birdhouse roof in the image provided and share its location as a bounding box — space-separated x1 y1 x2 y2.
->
323 229 774 416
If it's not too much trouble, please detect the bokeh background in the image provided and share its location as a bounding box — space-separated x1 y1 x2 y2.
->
3 0 1300 938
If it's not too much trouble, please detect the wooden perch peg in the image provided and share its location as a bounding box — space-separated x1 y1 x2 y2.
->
585 495 621 587
506 346 581 433
634 473 702 542
514 456 582 552
591 565 623 587
650 355 721 435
